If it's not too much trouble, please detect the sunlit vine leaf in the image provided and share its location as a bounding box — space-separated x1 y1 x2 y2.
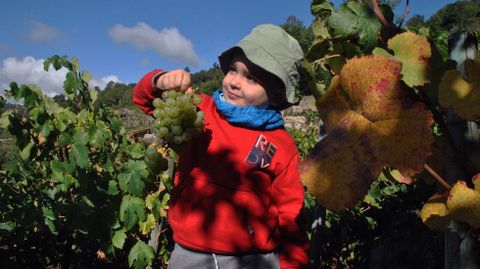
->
447 180 480 228
139 214 156 235
438 59 480 121
118 160 148 196
69 143 89 168
327 1 381 51
119 195 146 231
310 0 333 39
420 193 450 231
128 240 154 269
386 32 432 87
301 55 434 210
112 228 127 249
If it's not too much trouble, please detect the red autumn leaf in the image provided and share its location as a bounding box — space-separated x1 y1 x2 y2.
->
301 55 434 210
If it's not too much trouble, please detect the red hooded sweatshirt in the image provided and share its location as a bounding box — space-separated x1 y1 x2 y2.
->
133 70 309 268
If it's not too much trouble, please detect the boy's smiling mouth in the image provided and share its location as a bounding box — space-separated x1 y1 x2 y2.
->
226 90 241 100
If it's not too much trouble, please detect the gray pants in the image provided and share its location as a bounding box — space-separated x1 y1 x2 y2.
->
167 243 280 269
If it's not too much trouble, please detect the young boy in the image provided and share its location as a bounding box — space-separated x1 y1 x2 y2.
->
133 24 308 269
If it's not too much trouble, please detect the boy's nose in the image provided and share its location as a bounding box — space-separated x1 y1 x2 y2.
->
229 74 241 89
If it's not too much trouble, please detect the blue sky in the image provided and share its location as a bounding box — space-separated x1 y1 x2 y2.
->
0 0 456 97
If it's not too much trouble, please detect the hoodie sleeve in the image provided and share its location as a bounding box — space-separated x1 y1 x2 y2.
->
132 69 166 115
271 153 309 269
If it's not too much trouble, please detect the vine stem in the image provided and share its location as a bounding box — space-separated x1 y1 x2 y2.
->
371 0 391 28
424 163 452 190
397 0 410 27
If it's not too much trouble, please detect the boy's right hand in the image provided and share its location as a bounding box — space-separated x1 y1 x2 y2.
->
156 69 193 94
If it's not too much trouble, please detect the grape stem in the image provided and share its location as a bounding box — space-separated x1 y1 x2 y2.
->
424 163 452 190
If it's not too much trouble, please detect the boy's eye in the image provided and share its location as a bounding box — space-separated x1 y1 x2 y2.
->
228 65 236 73
246 75 258 83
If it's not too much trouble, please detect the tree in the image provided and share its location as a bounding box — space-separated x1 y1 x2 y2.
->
281 16 314 53
427 1 480 33
406 14 426 29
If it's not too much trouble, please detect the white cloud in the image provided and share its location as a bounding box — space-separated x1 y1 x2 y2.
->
27 20 63 42
108 22 200 66
0 57 121 97
90 75 122 90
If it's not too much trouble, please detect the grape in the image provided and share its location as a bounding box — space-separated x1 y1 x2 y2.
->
158 127 169 138
149 90 204 152
171 125 183 136
153 98 164 108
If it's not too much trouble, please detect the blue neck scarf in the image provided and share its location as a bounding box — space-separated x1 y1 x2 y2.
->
213 90 284 130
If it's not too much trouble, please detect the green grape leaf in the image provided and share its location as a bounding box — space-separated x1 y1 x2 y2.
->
20 141 34 160
64 71 82 95
69 143 89 168
58 133 73 147
119 195 146 231
128 240 154 269
0 110 12 129
44 55 71 71
42 206 58 235
107 180 119 195
118 160 148 196
311 0 334 18
109 117 126 135
420 193 450 231
39 120 54 138
73 128 89 145
125 143 145 159
438 59 480 121
447 180 480 228
0 222 15 232
50 160 74 176
50 160 76 191
112 228 127 249
88 122 108 148
311 17 331 40
302 55 434 210
90 87 98 103
385 32 432 87
327 1 381 51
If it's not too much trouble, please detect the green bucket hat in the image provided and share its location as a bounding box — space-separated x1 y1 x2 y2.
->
218 24 304 105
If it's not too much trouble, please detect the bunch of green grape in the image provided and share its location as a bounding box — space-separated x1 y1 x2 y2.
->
145 145 169 174
151 90 204 146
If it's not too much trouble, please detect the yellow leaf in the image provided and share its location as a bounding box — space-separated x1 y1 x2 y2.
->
420 193 450 231
139 214 156 235
447 180 480 228
300 112 383 210
306 55 434 210
439 59 480 121
387 32 432 87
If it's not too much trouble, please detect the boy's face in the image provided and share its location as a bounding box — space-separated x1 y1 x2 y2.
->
221 54 269 107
